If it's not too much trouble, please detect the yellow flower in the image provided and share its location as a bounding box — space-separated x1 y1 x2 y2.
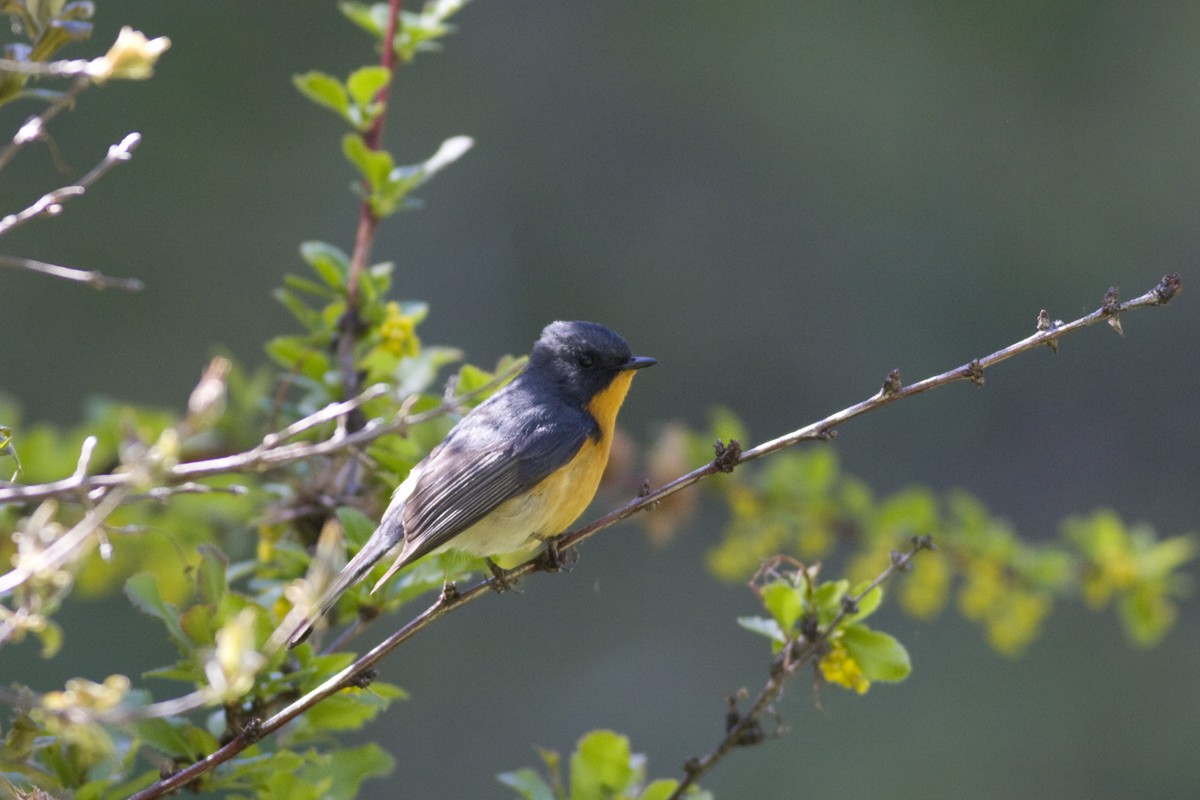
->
378 301 421 357
819 640 870 694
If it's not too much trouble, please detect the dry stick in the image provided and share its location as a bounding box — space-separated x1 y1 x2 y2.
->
0 131 145 290
126 273 1183 800
0 76 90 173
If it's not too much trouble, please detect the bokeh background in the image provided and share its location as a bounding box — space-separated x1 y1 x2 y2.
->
3 2 1198 798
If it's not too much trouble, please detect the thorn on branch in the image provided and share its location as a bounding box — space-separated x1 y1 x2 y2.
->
964 360 985 386
712 438 742 473
1102 286 1125 336
1036 309 1060 352
880 368 902 396
725 692 767 747
238 717 263 745
1102 285 1121 314
349 668 378 689
1153 272 1182 304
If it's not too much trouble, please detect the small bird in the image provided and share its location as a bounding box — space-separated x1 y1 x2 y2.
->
287 320 655 647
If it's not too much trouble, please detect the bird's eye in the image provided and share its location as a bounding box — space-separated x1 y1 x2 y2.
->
577 352 594 368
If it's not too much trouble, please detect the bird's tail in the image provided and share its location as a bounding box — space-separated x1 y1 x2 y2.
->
285 505 405 649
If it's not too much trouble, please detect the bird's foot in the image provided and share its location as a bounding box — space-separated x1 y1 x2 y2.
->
540 536 579 573
484 558 523 593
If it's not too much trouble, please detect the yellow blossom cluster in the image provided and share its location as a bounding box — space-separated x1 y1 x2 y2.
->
377 301 421 358
819 640 869 694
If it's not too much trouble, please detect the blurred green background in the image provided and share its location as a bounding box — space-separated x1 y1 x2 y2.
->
2 2 1197 798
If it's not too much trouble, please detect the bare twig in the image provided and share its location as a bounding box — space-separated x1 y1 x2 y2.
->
0 76 90 173
0 57 98 78
0 131 144 290
126 274 1182 800
0 485 128 597
0 131 142 237
0 254 144 291
666 538 934 800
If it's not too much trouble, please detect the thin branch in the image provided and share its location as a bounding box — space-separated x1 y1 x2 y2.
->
666 539 934 800
0 57 98 78
0 76 91 173
0 484 128 597
126 274 1182 800
0 131 142 237
0 254 144 291
0 361 521 506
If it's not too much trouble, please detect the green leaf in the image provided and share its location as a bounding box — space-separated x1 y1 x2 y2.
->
343 133 394 191
179 603 217 646
300 240 351 289
840 624 911 682
272 287 322 329
339 1 389 39
303 685 404 732
496 768 556 800
761 580 803 632
194 546 228 607
812 579 850 627
294 70 351 120
125 573 189 649
570 730 636 800
843 583 883 623
134 718 213 761
455 363 494 395
283 273 336 299
347 65 390 109
737 615 786 644
303 743 395 800
641 779 685 800
337 506 378 548
265 335 329 380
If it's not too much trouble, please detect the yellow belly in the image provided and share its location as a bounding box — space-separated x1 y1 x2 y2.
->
445 370 637 558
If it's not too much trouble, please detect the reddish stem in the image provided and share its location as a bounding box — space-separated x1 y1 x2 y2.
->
338 0 403 400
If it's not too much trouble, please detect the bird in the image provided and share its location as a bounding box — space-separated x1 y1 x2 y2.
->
287 320 655 647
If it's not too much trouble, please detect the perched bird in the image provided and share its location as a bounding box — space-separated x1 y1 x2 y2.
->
287 320 655 647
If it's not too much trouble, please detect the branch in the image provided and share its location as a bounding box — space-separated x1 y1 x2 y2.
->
126 273 1183 800
0 131 144 290
0 254 144 291
666 539 934 800
0 77 90 173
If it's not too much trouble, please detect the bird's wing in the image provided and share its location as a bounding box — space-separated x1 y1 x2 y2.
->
398 407 594 563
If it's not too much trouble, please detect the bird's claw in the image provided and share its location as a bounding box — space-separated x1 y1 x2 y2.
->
485 558 522 593
540 537 579 573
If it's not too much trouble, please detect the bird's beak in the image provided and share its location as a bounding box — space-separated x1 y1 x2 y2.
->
621 355 657 371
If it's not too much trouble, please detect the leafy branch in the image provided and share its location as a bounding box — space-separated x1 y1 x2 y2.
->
667 539 933 799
